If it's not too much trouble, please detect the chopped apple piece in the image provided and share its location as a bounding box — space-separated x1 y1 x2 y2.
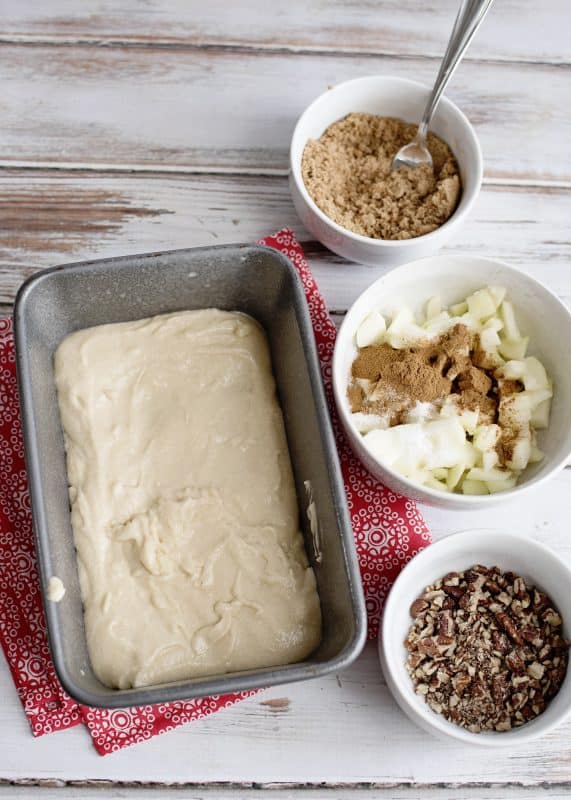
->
529 444 545 463
473 424 501 452
422 419 468 470
497 360 525 381
474 345 505 370
486 475 518 494
364 418 468 474
479 327 501 352
506 437 532 471
425 475 451 492
499 393 532 430
467 289 497 321
488 286 507 308
352 412 388 434
425 296 442 321
356 311 387 348
405 401 439 424
484 317 504 333
386 308 431 349
531 397 551 430
447 463 465 490
424 311 452 336
522 357 549 391
458 312 481 332
432 467 448 480
402 466 429 483
440 397 458 418
467 466 512 483
498 337 529 360
482 450 499 470
391 306 412 323
500 300 521 340
520 388 553 409
458 408 479 435
450 301 468 316
461 441 479 468
462 479 489 495
363 428 400 467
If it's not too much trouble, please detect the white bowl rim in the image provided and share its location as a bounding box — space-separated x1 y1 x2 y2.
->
333 253 571 506
289 75 483 248
380 528 571 745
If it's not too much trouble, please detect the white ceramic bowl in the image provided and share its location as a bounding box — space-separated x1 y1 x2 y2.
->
289 76 482 267
379 530 571 746
332 254 571 509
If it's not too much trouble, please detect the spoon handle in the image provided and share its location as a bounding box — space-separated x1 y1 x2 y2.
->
418 0 495 139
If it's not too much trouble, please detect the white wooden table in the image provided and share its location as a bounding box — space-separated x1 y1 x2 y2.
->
1 2 570 796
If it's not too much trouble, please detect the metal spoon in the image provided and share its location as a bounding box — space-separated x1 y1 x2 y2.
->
392 0 495 172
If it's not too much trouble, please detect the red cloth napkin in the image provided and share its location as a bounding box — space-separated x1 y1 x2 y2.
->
0 229 430 754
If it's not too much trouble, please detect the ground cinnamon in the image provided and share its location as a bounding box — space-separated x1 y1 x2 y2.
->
349 324 502 429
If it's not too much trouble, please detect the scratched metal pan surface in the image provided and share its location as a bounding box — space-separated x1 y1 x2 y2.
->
13 244 366 709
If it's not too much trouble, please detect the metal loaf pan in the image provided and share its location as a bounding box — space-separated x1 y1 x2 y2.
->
14 244 367 708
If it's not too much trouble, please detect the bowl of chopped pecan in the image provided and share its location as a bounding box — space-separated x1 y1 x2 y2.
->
379 530 571 744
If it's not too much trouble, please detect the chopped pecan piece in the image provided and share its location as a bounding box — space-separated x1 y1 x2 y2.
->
495 612 524 645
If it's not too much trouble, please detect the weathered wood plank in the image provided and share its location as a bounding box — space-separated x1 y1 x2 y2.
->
0 172 569 310
0 45 569 180
1 787 571 798
2 0 570 64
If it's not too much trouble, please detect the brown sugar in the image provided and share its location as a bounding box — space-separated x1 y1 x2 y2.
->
458 366 493 396
302 113 462 241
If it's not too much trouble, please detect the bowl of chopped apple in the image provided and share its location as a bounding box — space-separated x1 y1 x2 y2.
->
332 254 571 508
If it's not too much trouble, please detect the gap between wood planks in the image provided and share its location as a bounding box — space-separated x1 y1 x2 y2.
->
2 778 571 791
0 34 568 68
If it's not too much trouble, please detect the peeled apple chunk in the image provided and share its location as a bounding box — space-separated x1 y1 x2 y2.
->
484 317 504 333
499 392 532 427
386 308 431 349
424 475 451 492
529 444 545 463
479 326 501 351
440 399 479 434
531 397 551 430
351 412 388 434
466 289 497 321
450 301 468 316
506 436 532 472
356 311 386 348
462 479 489 495
498 337 529 361
482 450 499 470
486 475 518 494
488 286 507 308
363 418 468 475
522 357 549 391
500 300 521 340
424 311 453 337
497 360 525 381
425 296 442 320
520 388 553 410
473 424 501 453
467 466 514 483
446 463 465 491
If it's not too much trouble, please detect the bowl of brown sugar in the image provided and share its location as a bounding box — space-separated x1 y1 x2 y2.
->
290 76 482 266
